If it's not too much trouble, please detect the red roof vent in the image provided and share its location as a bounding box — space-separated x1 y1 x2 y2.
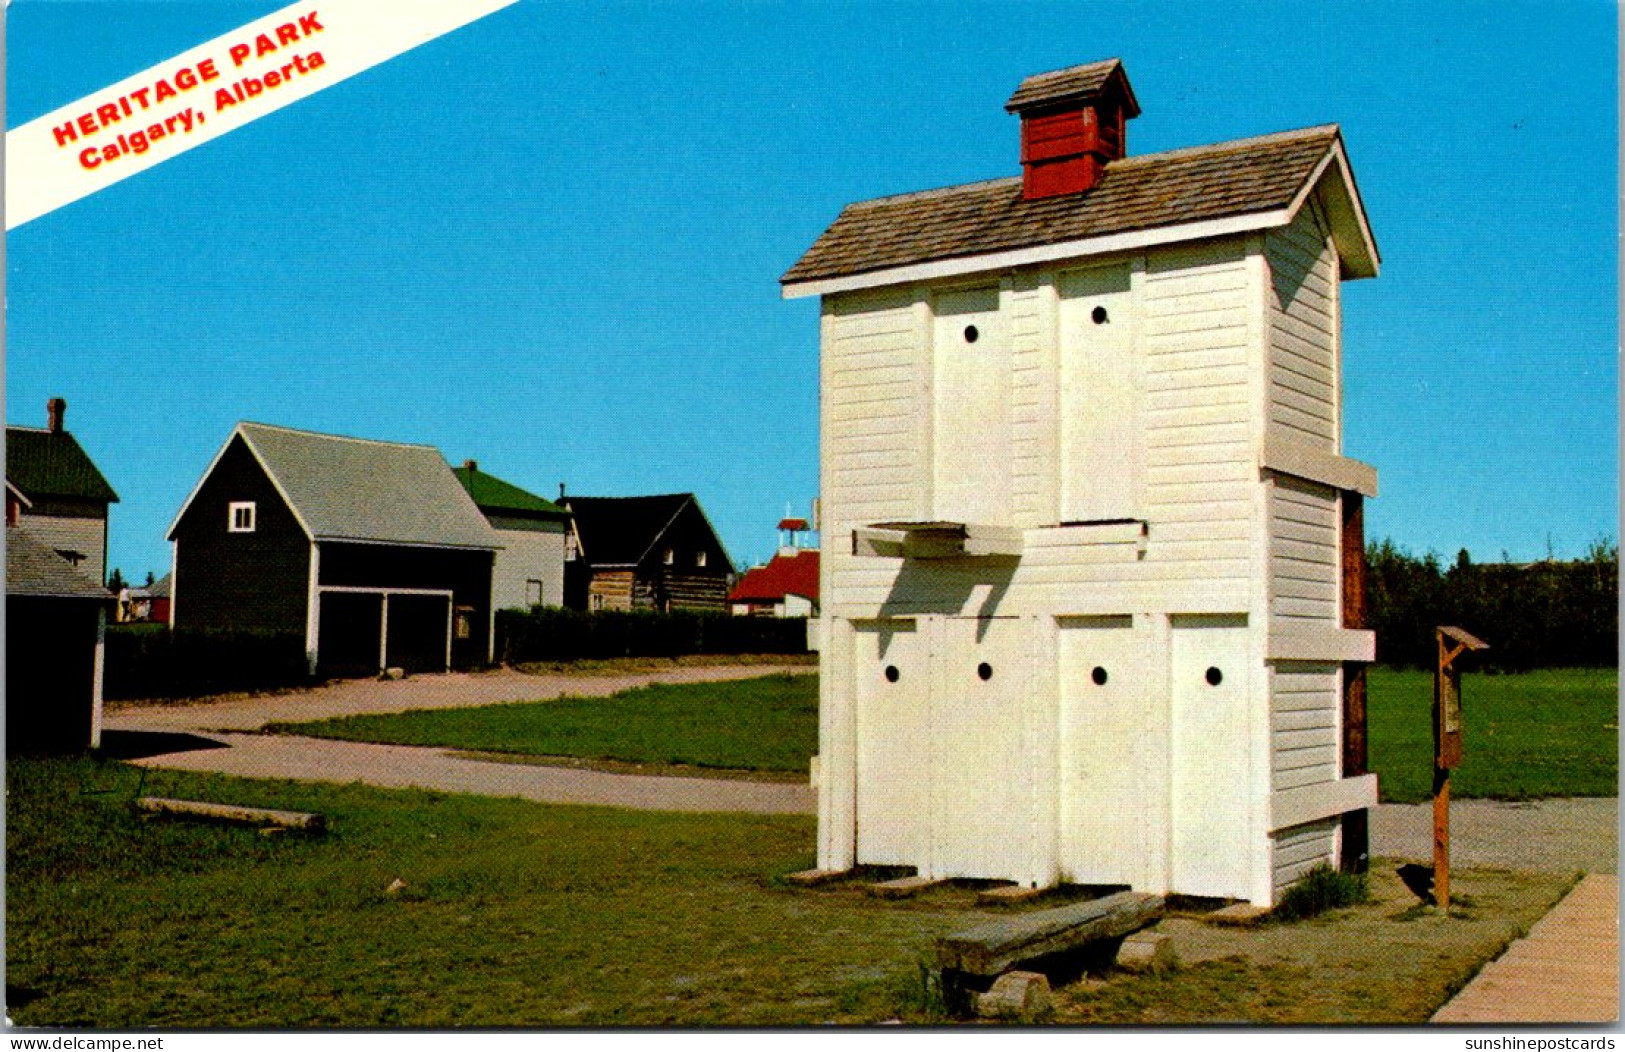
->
1005 59 1140 200
777 517 810 532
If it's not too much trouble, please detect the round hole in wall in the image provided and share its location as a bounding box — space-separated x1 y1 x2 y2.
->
977 662 994 681
1091 666 1109 686
1206 666 1224 686
1091 305 1109 325
884 665 900 684
964 324 980 344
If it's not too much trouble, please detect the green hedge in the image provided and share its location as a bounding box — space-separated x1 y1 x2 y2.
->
495 606 808 663
103 625 311 700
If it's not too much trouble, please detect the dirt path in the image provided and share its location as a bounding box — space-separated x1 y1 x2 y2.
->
104 664 812 733
123 733 816 815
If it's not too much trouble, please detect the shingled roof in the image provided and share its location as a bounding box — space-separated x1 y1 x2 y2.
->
1004 58 1140 116
168 423 498 550
564 494 695 567
6 528 113 600
782 124 1375 289
6 426 118 503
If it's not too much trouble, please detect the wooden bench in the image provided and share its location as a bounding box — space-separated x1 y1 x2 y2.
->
936 890 1164 977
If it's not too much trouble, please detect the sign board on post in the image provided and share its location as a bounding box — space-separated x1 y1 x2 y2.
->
1432 625 1489 915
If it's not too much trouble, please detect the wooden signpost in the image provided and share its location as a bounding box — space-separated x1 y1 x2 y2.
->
1432 625 1489 914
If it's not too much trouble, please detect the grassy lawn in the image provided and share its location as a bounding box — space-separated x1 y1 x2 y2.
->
1368 667 1617 803
271 667 1616 803
268 673 817 773
7 754 1575 1027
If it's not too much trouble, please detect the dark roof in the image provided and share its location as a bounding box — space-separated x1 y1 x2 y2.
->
1004 58 1139 117
565 494 700 567
781 125 1341 286
6 427 118 503
452 465 569 519
6 529 113 600
729 549 819 604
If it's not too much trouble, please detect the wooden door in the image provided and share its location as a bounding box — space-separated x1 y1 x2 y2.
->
317 592 383 678
932 287 1009 525
385 594 451 673
854 620 928 867
1170 618 1252 898
1059 264 1140 522
930 617 1030 880
1058 616 1144 885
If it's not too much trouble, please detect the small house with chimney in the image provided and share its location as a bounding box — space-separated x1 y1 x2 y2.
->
783 60 1380 907
168 423 499 676
560 493 734 612
7 397 118 586
452 460 571 610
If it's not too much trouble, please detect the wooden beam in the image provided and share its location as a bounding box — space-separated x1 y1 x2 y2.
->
136 797 326 832
936 891 1164 976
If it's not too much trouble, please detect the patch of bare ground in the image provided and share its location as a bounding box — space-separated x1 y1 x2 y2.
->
511 653 816 676
449 750 811 783
1049 862 1579 1024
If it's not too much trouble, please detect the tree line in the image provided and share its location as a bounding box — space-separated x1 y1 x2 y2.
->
1364 538 1617 670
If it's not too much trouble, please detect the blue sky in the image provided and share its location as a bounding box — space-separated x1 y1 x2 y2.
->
7 0 1617 580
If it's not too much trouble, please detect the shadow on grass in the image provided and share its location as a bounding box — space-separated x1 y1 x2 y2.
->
96 729 229 761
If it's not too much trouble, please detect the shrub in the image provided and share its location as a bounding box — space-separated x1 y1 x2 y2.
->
494 606 807 663
103 626 310 700
1271 864 1368 922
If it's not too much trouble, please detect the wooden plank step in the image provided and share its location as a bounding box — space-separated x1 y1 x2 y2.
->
977 883 1046 906
136 796 325 831
868 875 949 899
784 868 847 887
937 891 1164 976
1202 903 1269 927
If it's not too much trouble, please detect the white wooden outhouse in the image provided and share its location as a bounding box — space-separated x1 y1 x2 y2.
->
782 60 1381 907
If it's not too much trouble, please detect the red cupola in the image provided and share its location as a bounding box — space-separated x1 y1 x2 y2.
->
1005 58 1140 200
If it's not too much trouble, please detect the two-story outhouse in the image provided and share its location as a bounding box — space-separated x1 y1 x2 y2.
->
782 60 1380 907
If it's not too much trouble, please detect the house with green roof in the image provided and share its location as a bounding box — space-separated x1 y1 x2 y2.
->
6 397 119 587
452 459 571 610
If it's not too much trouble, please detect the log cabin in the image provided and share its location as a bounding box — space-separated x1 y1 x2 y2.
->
561 493 734 612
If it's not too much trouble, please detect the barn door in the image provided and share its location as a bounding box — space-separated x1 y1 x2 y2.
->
385 594 451 673
853 620 928 867
1059 264 1140 522
932 286 1009 525
930 617 1030 880
317 592 383 677
1057 616 1143 885
1170 617 1253 898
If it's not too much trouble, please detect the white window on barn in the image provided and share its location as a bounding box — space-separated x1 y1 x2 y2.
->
663 548 675 566
525 580 543 606
695 551 707 568
228 501 257 533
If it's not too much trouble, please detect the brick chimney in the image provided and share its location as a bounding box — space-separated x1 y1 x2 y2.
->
463 459 478 472
1005 59 1140 200
46 396 66 433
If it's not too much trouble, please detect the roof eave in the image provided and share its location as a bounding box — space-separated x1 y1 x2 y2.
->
781 207 1296 299
1291 137 1379 279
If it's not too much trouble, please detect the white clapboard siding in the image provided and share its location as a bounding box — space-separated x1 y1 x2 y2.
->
1266 198 1339 448
1269 476 1340 625
823 290 926 542
1272 818 1340 893
1271 661 1340 791
1009 274 1052 525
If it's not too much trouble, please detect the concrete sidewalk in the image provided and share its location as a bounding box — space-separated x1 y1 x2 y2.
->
124 731 817 815
1432 873 1619 1024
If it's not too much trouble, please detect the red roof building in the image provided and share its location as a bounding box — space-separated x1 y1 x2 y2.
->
728 548 819 617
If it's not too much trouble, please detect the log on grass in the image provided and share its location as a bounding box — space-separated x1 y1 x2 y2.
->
136 796 326 831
